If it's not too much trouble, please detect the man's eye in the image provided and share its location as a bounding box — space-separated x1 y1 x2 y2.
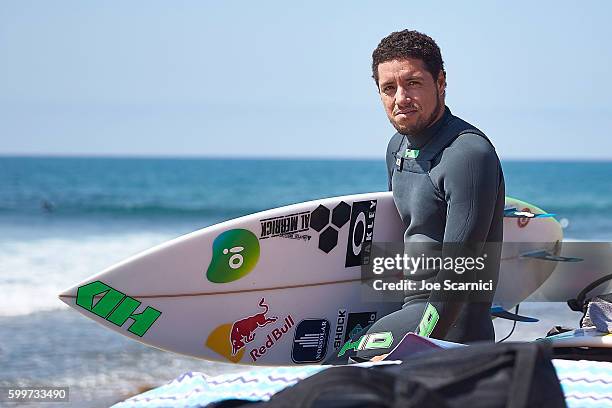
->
408 81 419 86
382 86 395 94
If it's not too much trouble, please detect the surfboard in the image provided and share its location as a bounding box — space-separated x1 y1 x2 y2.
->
58 192 562 366
528 242 612 303
542 327 612 348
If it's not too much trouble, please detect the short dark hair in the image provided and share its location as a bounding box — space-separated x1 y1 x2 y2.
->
372 30 445 86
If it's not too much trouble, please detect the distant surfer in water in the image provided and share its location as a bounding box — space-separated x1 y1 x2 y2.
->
355 30 505 360
41 200 55 213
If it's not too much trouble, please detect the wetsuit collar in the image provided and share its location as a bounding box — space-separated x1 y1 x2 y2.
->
405 106 452 149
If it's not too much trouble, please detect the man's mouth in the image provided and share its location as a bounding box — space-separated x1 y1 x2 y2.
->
395 109 417 116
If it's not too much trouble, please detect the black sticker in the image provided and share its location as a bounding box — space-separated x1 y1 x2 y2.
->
333 309 347 349
292 319 330 363
345 200 377 267
344 312 377 342
310 202 352 254
260 211 311 239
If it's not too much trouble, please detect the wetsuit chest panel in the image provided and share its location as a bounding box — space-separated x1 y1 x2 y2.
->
391 157 446 242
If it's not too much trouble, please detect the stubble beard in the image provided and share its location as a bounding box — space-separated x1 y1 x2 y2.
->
391 94 444 136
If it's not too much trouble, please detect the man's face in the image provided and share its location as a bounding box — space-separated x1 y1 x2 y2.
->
377 58 446 135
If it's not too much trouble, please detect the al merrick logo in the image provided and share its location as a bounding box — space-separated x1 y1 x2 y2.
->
205 298 295 363
206 229 260 283
260 211 311 239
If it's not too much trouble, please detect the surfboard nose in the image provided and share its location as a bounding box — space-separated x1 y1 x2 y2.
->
58 285 77 305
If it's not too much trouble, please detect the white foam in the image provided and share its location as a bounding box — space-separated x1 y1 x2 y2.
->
0 231 178 317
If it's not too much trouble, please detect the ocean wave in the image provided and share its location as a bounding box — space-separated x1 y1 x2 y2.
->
0 231 177 317
1 197 612 219
0 202 265 219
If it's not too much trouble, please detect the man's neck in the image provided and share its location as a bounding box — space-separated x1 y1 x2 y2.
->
406 105 450 148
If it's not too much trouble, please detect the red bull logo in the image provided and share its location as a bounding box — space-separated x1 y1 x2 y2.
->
229 298 277 355
249 315 294 362
205 298 293 363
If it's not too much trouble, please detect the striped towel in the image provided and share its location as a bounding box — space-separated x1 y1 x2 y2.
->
553 359 612 408
112 359 612 408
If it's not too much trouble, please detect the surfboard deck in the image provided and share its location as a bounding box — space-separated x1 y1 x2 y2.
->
59 192 563 365
528 242 612 303
542 327 612 348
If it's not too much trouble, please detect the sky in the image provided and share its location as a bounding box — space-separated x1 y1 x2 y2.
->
0 1 610 160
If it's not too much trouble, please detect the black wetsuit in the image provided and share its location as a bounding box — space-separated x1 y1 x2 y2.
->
357 106 505 358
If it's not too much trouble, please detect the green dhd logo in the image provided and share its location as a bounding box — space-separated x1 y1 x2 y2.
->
337 331 393 357
76 281 161 337
206 229 260 283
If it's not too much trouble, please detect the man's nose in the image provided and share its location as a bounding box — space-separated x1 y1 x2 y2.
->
395 86 411 106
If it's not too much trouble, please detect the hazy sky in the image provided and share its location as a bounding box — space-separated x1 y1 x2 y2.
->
1 1 610 159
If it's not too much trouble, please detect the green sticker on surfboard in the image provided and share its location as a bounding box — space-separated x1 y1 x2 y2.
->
417 303 439 338
207 229 260 283
337 331 394 357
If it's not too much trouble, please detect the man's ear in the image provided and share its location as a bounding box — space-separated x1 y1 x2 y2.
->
437 70 446 97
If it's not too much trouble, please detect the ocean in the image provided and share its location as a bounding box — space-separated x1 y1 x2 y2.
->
1 157 611 407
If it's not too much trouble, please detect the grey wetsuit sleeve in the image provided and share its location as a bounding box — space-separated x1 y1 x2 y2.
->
441 133 502 244
426 133 503 339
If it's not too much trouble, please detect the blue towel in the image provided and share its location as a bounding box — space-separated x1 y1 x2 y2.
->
588 298 612 333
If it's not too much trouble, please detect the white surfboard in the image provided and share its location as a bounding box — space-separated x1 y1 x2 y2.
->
543 327 612 348
59 192 562 366
528 242 612 303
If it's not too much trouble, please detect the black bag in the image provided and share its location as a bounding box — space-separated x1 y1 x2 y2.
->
218 342 566 408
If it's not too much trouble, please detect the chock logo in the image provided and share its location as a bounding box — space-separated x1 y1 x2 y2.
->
205 298 295 363
206 229 260 283
76 281 161 337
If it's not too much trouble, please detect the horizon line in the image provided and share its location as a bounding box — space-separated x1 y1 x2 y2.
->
0 153 611 163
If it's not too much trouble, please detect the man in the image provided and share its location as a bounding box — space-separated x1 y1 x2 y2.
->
355 30 505 360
